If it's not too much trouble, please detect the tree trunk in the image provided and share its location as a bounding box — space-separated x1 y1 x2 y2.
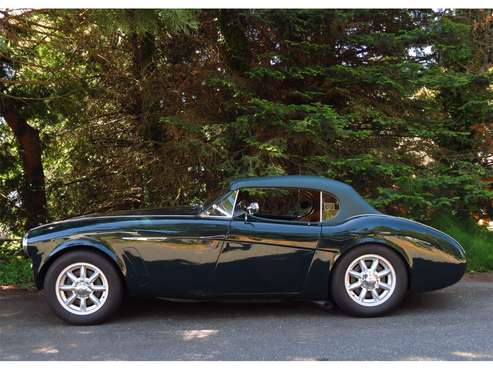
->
3 110 48 228
127 10 157 141
218 10 252 73
464 9 493 73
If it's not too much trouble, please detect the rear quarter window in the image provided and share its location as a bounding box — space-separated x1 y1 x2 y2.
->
322 192 340 220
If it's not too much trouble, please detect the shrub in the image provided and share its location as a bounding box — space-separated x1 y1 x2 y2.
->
430 215 493 272
0 241 33 288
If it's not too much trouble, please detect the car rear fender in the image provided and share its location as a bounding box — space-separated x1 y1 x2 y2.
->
336 236 413 270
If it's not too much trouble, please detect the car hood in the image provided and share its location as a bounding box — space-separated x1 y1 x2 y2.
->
73 206 199 218
27 206 200 240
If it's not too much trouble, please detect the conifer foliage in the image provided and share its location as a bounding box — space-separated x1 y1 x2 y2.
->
1 9 493 236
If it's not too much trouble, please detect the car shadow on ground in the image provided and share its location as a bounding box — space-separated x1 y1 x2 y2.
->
111 289 454 324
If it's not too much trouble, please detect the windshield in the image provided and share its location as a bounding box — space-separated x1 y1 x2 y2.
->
201 188 230 211
201 190 238 218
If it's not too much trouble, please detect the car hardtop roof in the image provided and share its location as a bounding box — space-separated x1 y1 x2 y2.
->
230 175 350 192
229 175 380 223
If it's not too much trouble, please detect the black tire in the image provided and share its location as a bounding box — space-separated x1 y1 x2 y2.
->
44 250 123 325
330 245 408 317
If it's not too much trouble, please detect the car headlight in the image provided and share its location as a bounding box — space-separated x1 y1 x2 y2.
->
22 234 28 254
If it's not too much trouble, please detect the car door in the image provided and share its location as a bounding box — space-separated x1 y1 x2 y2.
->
125 191 237 298
131 218 229 297
214 187 321 295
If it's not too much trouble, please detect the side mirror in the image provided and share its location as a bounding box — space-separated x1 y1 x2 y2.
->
244 202 259 222
192 202 204 211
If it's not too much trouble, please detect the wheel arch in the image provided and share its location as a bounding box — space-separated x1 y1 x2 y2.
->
37 240 126 290
329 240 412 292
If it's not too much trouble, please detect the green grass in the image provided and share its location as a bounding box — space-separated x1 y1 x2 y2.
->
430 215 493 272
0 241 34 288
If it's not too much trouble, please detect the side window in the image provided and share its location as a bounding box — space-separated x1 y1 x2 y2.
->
235 187 320 222
202 191 237 217
322 192 340 220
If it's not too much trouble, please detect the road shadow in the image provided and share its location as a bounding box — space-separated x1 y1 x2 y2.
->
112 288 455 324
0 285 465 328
114 298 327 324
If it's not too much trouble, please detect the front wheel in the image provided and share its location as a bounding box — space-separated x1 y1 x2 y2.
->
330 246 408 317
44 250 123 325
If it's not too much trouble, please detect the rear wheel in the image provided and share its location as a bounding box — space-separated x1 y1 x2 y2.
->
330 245 408 317
44 250 123 325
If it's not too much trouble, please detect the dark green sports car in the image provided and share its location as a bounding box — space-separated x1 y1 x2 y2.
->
22 175 466 325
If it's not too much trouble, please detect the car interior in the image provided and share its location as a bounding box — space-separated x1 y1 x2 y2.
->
234 187 322 222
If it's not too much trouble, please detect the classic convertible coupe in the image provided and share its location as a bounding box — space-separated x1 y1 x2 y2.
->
22 175 466 324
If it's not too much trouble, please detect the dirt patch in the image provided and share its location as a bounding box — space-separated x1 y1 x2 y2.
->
0 285 38 295
463 272 493 282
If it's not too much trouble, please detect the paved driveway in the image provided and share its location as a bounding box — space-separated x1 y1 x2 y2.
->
1 274 492 361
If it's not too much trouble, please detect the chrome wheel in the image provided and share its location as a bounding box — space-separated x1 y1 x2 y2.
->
344 254 396 307
55 262 109 316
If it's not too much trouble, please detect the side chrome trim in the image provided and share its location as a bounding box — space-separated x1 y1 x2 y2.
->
122 235 227 242
122 237 169 241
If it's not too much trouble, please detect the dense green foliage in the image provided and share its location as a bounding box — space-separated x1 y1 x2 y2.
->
431 215 493 272
1 9 493 277
0 241 32 287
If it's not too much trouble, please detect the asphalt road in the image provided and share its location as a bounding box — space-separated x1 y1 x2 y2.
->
1 274 492 361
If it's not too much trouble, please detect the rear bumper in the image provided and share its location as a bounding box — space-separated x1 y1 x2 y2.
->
410 259 467 293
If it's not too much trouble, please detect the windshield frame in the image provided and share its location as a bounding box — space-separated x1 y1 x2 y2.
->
199 190 239 219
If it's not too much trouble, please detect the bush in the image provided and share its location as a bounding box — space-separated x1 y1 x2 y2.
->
430 215 493 272
0 240 34 288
